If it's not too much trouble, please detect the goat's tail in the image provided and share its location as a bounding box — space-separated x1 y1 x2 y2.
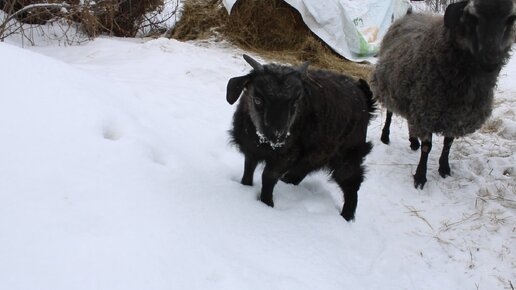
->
357 78 377 121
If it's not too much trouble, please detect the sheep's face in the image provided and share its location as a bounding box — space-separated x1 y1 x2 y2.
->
445 0 516 71
226 55 309 148
246 69 304 147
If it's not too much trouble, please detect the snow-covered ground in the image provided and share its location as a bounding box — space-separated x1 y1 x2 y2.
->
0 36 514 290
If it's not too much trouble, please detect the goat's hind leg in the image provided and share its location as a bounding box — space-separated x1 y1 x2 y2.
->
438 136 454 178
331 143 371 221
381 110 393 144
332 162 365 222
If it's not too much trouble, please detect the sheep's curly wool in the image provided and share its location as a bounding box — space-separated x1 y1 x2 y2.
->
370 0 515 189
370 13 509 138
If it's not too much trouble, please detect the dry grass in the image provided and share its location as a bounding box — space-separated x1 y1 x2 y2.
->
96 0 164 37
171 0 372 79
1 0 165 37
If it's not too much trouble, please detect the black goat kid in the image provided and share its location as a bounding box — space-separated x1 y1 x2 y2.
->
227 55 374 221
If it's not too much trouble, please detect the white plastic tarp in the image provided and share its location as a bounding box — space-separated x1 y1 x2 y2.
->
222 0 412 62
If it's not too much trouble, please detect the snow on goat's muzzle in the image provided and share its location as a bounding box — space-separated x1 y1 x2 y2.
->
257 130 290 150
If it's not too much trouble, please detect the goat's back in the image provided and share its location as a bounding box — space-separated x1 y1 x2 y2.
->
300 70 373 147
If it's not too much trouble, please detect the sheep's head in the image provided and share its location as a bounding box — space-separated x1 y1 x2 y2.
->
444 0 516 71
227 55 309 148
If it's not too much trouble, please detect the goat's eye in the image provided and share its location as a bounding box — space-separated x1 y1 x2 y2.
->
507 16 516 26
254 97 263 106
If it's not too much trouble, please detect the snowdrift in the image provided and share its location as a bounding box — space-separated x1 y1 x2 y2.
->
0 38 514 290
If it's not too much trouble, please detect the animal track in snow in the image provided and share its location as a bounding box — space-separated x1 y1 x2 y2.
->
102 121 123 141
148 147 167 166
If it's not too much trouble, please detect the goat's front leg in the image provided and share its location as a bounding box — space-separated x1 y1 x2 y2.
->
260 161 289 207
241 155 259 186
414 135 432 189
438 136 454 178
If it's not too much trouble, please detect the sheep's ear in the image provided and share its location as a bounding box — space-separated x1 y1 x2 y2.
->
444 1 469 29
297 61 310 74
226 75 249 105
243 54 264 73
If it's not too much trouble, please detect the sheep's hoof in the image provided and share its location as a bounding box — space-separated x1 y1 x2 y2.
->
260 196 274 208
413 174 427 189
381 131 390 144
409 137 420 151
340 209 355 222
280 172 304 185
438 164 451 178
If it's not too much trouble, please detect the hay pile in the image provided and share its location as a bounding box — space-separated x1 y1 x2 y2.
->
171 0 372 79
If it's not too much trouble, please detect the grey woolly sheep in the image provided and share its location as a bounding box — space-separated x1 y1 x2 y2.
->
227 54 375 221
370 0 516 189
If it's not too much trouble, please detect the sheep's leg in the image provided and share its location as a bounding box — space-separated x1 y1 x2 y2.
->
381 111 393 144
414 135 432 189
408 123 420 151
241 155 259 186
260 161 289 207
332 162 364 222
438 136 454 178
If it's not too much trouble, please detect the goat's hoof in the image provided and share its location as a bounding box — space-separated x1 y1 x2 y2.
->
260 197 274 208
340 209 355 222
380 131 390 144
409 137 420 151
413 174 427 189
438 165 451 178
280 173 304 185
241 178 253 186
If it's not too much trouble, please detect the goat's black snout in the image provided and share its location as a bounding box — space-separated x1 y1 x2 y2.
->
263 105 291 140
263 126 288 143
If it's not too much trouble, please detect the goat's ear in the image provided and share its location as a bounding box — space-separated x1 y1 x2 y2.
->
226 75 249 105
444 1 469 29
297 61 310 74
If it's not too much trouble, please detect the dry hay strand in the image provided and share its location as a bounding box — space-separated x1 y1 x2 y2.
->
172 0 372 79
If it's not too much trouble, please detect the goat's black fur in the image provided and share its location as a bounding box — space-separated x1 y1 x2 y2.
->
227 55 375 221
